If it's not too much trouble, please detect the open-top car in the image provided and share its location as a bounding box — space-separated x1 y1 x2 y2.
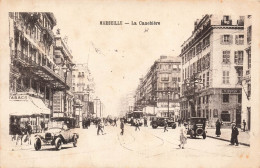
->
34 117 79 151
186 117 206 139
151 117 176 129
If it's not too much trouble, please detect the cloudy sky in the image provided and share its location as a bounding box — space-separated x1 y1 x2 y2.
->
49 1 251 116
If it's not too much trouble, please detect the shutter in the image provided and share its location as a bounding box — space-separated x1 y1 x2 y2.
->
235 35 238 44
229 35 233 44
220 35 224 44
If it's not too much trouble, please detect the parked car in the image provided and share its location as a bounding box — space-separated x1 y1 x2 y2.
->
34 117 79 151
186 117 206 139
151 117 176 129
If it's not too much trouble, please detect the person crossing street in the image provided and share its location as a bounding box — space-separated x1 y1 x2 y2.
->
120 119 124 135
135 119 140 131
164 119 168 132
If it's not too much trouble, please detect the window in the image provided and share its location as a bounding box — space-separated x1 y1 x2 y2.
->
221 34 233 44
223 51 230 63
178 77 181 82
248 49 251 69
206 72 209 87
235 35 244 45
82 72 84 77
221 111 230 122
234 51 243 64
202 74 205 88
223 71 230 84
238 94 242 103
224 35 230 42
161 74 169 81
237 68 243 84
247 26 252 44
223 94 229 103
248 84 251 98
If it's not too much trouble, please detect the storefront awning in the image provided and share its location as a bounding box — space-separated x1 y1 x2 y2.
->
9 95 50 116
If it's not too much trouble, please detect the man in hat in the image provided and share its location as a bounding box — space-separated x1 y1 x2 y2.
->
230 123 239 146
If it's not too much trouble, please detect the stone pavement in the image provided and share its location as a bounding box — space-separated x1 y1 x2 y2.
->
206 128 250 146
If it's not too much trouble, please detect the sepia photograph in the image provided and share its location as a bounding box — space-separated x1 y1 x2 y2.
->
0 0 260 168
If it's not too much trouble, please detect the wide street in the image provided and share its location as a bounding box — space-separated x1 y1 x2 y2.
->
4 124 252 168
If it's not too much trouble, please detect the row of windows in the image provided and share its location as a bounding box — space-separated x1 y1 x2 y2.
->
183 53 210 81
222 50 244 64
182 35 210 64
221 34 244 45
157 64 181 71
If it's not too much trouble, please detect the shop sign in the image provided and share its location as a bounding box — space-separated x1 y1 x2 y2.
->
222 89 241 94
9 94 28 100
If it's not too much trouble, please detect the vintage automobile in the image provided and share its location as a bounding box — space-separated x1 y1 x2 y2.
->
151 117 176 129
34 117 79 151
186 117 207 139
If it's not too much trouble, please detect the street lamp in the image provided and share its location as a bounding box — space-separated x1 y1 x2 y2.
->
62 64 69 116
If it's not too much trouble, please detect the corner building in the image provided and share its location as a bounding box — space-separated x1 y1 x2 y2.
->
179 15 245 127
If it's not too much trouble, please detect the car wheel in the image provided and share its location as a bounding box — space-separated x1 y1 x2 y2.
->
34 138 41 151
152 125 157 129
172 125 176 129
55 137 62 150
73 136 78 147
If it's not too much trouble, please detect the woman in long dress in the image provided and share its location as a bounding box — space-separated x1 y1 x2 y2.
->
215 119 221 137
178 125 187 149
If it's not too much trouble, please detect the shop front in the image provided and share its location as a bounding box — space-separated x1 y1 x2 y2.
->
9 94 50 133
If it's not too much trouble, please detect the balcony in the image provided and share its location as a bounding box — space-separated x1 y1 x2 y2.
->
12 50 69 91
221 20 232 26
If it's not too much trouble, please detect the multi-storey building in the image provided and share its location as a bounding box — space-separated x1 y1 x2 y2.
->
72 64 95 118
179 15 245 127
52 31 74 118
241 15 252 130
135 56 181 119
9 12 74 132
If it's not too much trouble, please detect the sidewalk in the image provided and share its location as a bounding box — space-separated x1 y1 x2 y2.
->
206 128 250 146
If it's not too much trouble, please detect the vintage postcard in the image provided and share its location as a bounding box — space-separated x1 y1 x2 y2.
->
0 0 260 168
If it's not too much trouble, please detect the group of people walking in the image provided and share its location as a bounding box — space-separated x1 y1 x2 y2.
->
10 119 32 146
215 119 240 146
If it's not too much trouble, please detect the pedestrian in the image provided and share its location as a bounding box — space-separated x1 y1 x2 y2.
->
41 121 45 133
97 120 102 135
25 121 32 145
120 119 124 135
164 119 168 132
100 120 105 135
215 119 221 137
144 117 147 127
178 119 181 127
114 118 117 127
135 119 140 131
230 123 239 146
242 120 246 132
178 125 187 149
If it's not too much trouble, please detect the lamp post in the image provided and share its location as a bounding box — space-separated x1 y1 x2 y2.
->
62 65 68 116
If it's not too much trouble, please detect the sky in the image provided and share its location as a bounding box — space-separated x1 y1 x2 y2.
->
50 1 222 116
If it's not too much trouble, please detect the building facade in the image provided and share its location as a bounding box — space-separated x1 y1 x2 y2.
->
134 56 181 119
179 15 245 127
52 32 75 118
72 64 95 118
9 12 73 132
241 15 251 130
